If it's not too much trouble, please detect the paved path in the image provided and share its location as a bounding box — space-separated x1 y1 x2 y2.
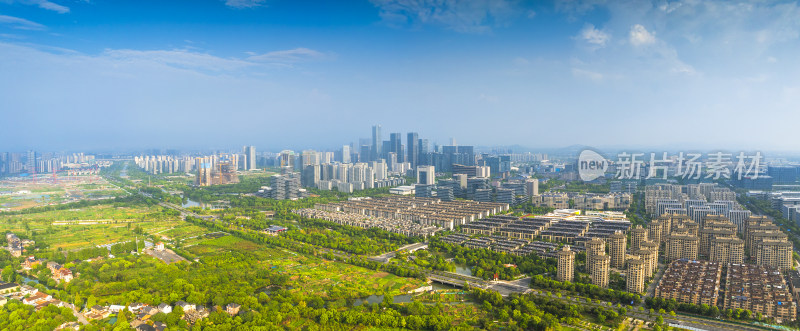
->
69 304 89 325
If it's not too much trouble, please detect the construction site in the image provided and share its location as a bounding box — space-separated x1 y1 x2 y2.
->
0 167 123 211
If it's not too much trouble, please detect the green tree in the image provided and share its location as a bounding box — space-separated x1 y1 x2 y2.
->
86 295 96 309
1 265 13 282
114 311 130 330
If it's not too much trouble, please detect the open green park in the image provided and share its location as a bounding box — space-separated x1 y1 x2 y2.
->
0 204 185 250
0 167 681 330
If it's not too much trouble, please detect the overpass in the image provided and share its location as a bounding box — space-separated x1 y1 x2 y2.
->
426 270 488 288
370 242 429 263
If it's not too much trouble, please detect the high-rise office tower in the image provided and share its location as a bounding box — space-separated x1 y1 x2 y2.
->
301 150 319 168
243 146 256 170
389 133 404 163
557 245 575 282
407 132 419 168
341 145 351 164
419 138 429 154
609 231 627 269
278 150 295 168
371 125 382 161
417 166 435 185
526 178 539 197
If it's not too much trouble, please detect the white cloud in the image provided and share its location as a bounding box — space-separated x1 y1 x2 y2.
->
579 23 610 47
370 0 517 33
102 49 254 72
629 24 656 46
513 57 529 66
479 93 499 102
78 46 329 74
0 15 46 30
224 0 266 9
571 68 603 81
1 0 70 13
247 47 327 63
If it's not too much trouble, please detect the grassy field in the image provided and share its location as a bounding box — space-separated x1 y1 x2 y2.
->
186 235 429 299
0 204 185 250
1 204 163 222
0 175 126 211
0 219 185 251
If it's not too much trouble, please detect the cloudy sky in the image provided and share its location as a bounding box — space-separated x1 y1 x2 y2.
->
1 0 799 152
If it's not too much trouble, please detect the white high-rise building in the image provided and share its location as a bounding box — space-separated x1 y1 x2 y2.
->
417 165 435 185
243 146 256 170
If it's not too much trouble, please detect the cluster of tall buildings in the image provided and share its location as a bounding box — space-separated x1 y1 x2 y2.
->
557 228 657 294
135 146 258 176
134 155 196 174
555 205 789 296
319 125 472 173
646 183 751 232
285 150 405 193
639 198 797 321
256 172 308 200
1 151 95 176
195 154 240 186
642 211 792 272
655 259 797 322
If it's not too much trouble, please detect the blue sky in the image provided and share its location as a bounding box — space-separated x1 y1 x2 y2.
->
1 0 800 152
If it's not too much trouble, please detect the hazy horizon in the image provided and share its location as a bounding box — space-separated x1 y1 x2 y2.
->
3 0 800 151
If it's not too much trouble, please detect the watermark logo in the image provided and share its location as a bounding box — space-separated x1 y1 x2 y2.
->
578 149 609 181
577 149 763 181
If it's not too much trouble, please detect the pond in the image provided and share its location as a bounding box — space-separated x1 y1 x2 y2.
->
256 285 294 294
181 197 220 210
454 264 472 277
20 276 39 284
181 198 201 208
353 293 414 306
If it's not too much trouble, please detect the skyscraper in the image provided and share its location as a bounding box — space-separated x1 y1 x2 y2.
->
26 150 36 172
417 166 435 185
341 145 351 164
243 146 256 170
371 125 382 161
407 132 419 168
389 133 404 162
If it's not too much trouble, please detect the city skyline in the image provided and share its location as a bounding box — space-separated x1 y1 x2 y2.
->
2 0 800 150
